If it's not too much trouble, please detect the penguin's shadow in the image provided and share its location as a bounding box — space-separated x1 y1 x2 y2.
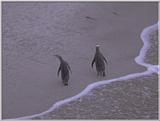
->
96 75 107 80
55 78 71 87
90 70 105 80
90 68 109 80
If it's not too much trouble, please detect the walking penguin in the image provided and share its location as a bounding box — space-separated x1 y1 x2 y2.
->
54 55 72 86
91 44 108 76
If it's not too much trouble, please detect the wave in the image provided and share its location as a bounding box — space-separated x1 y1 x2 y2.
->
15 22 159 120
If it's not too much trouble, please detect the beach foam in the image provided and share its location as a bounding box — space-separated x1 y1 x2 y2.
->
15 23 159 120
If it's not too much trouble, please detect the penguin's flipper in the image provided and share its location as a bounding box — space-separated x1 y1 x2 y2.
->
91 56 96 68
67 63 72 74
57 66 61 77
102 55 108 65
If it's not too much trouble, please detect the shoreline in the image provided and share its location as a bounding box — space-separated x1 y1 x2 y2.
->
17 22 158 120
30 23 158 120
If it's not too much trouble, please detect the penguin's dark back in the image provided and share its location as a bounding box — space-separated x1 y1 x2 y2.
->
61 61 69 73
60 61 70 81
96 51 104 60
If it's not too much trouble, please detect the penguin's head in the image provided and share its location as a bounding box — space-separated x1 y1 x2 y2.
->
54 55 63 61
96 44 100 47
96 44 100 52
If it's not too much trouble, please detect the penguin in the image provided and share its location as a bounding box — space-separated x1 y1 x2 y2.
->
54 55 72 86
91 44 108 77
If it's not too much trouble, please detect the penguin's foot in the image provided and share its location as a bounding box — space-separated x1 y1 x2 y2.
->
64 84 68 86
64 82 68 86
103 72 106 77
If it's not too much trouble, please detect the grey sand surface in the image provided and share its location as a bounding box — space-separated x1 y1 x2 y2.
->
2 2 158 119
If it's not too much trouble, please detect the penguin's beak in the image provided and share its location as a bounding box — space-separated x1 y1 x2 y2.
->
54 54 59 58
54 55 61 60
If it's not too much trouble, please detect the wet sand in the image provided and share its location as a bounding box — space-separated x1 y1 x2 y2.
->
144 29 158 65
33 74 158 119
2 2 158 119
32 24 158 119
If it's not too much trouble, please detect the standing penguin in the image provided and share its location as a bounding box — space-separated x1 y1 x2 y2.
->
91 44 108 76
54 55 72 86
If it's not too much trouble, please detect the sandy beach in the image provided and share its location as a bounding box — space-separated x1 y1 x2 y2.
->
2 2 158 119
